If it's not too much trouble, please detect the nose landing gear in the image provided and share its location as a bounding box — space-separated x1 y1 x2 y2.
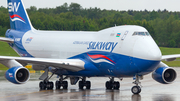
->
131 75 142 94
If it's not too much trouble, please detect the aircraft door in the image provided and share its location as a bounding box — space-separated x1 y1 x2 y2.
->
121 31 128 40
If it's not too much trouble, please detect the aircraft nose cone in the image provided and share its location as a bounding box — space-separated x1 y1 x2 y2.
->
148 48 162 61
133 37 162 61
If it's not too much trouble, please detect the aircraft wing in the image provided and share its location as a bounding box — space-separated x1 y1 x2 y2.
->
162 54 180 61
0 37 14 43
0 56 85 72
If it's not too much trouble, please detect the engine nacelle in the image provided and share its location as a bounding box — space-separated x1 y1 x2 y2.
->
152 67 176 84
5 66 30 84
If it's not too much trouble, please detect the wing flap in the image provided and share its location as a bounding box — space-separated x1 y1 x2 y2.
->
0 56 85 72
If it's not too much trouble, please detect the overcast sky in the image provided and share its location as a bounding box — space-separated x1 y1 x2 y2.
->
1 0 180 11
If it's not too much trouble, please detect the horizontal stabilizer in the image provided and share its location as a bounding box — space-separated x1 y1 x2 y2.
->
0 37 14 43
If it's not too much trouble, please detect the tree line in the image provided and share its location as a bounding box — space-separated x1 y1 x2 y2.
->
0 3 180 47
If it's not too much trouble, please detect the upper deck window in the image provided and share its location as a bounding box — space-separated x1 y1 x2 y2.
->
133 32 150 36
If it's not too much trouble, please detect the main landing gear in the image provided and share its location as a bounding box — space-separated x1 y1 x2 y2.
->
105 77 120 90
38 68 141 94
39 81 54 90
131 75 142 94
39 68 55 90
78 77 91 89
55 75 68 89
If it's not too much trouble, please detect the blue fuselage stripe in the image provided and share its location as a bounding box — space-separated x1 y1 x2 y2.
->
58 51 160 77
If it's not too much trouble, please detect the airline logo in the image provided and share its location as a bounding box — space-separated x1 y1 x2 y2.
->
87 41 118 52
87 53 115 65
25 37 33 43
9 73 13 78
8 2 20 12
8 2 26 23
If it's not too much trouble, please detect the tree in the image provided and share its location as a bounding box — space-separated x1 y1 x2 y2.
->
134 13 142 20
149 10 159 20
168 39 176 47
69 3 82 15
54 3 68 14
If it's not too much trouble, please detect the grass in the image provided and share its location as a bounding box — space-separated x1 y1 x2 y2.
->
0 42 19 56
159 47 180 55
162 61 180 67
0 42 19 70
0 41 180 70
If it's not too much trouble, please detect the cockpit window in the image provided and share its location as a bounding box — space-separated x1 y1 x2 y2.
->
145 32 150 35
133 32 150 36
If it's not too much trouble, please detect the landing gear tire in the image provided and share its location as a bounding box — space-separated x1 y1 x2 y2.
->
55 81 60 89
47 82 54 90
79 81 83 89
106 81 113 89
86 81 91 89
131 86 141 94
39 81 46 90
114 82 120 90
55 81 68 89
62 81 68 89
105 80 120 90
39 81 54 90
78 80 91 89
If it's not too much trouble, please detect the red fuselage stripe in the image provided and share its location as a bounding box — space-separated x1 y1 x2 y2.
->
87 53 115 63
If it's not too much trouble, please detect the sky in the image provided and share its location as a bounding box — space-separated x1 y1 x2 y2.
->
1 0 180 11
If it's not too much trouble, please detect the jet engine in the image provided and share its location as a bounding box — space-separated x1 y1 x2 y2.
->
152 67 176 84
5 66 30 84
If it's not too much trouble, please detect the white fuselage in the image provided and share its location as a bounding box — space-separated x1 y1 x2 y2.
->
21 25 161 61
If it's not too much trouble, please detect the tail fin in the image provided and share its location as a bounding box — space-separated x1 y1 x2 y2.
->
8 0 33 31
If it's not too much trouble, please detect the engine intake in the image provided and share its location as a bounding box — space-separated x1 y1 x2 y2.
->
5 66 30 84
152 67 176 84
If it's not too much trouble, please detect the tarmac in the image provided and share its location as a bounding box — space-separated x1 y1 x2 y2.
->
0 68 180 101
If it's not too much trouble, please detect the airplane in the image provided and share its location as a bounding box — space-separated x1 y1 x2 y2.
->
0 0 179 94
